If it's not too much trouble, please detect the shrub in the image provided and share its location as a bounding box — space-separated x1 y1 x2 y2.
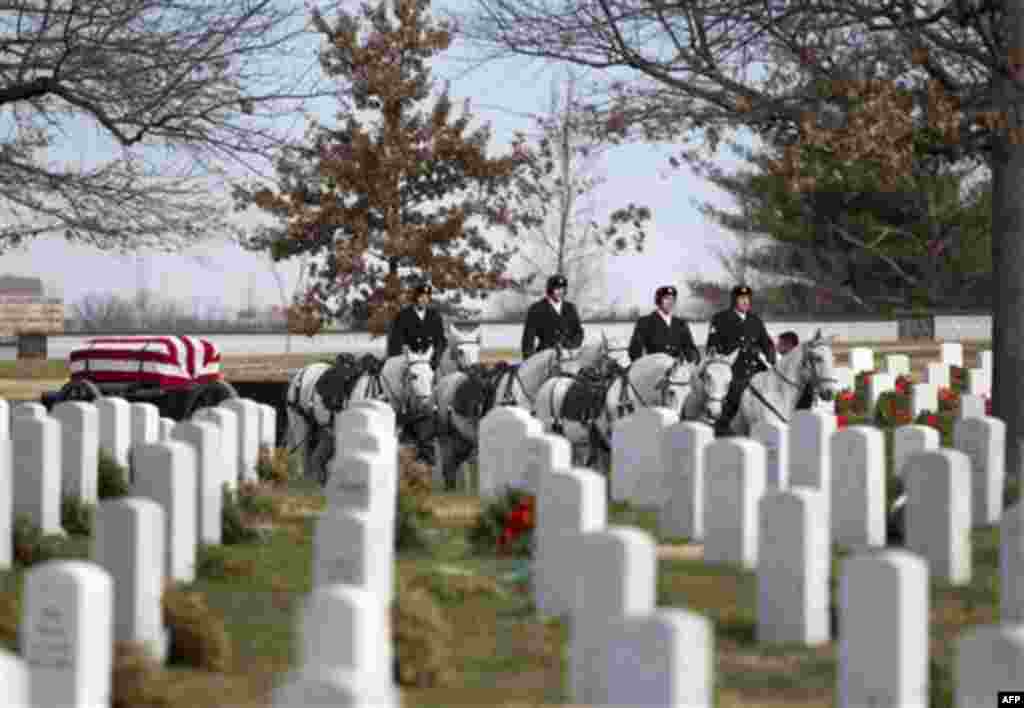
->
111 641 174 708
392 576 455 687
0 589 18 650
61 496 94 536
256 446 293 485
162 586 233 672
235 481 276 516
12 516 68 567
220 485 262 545
396 448 435 552
98 449 130 499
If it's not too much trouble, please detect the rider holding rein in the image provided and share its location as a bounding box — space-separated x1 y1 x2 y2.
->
706 285 776 432
628 285 701 364
521 274 584 359
386 281 447 370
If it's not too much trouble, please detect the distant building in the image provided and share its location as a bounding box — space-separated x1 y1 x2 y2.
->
0 275 44 296
0 274 64 352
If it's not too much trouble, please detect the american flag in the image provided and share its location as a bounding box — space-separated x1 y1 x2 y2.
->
69 336 222 388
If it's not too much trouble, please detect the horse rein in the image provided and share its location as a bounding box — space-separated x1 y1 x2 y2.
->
748 342 838 423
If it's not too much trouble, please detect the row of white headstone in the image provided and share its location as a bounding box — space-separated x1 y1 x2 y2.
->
846 344 992 407
0 396 276 571
525 422 1024 706
0 396 280 706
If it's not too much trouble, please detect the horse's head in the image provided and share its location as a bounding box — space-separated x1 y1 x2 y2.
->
555 342 581 376
402 347 436 416
448 322 482 370
801 329 840 401
654 356 694 414
698 349 738 421
601 331 631 371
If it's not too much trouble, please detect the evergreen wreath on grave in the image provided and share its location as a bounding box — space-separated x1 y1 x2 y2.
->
468 487 535 558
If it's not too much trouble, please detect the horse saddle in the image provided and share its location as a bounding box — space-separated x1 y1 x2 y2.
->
451 374 487 419
560 379 604 423
315 358 363 410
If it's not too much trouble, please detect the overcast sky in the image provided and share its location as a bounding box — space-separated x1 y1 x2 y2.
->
0 3 755 317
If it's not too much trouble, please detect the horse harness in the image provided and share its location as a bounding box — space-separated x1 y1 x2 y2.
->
499 347 562 407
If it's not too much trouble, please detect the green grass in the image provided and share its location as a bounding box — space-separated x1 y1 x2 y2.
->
0 358 69 378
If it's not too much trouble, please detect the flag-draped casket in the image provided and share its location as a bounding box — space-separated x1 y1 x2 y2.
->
68 336 223 389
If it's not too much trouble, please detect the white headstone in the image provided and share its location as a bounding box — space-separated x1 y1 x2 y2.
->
272 670 398 708
955 624 1024 708
158 417 175 442
1000 503 1024 623
926 362 950 388
568 527 657 704
92 498 168 662
313 509 393 608
22 561 113 708
977 349 992 372
660 421 714 540
966 368 990 397
831 426 886 548
191 406 239 492
958 393 985 421
904 449 972 585
12 414 63 535
325 451 397 532
535 467 607 618
910 383 938 418
789 410 836 521
838 550 929 708
170 419 224 545
132 441 198 583
751 419 789 490
524 433 571 496
849 347 874 375
610 406 678 506
866 372 895 414
258 403 277 449
884 354 910 378
893 424 940 479
96 396 131 469
0 649 29 707
220 398 261 484
0 398 8 439
348 398 396 436
834 366 854 392
757 488 830 645
704 438 766 569
334 408 397 463
940 341 963 367
129 402 160 455
0 439 10 569
478 406 544 497
296 585 393 691
13 402 47 419
51 402 99 505
601 610 713 708
953 416 1005 527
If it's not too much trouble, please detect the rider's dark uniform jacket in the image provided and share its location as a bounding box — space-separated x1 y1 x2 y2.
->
387 305 447 368
628 311 701 364
706 307 776 381
521 298 584 359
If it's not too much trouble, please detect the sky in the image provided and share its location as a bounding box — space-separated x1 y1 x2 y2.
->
0 2 755 319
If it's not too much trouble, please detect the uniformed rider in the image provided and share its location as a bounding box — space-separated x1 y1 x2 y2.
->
521 274 584 359
386 281 447 370
628 285 701 363
706 285 776 432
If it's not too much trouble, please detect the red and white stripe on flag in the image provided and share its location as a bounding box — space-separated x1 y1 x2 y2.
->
68 336 222 387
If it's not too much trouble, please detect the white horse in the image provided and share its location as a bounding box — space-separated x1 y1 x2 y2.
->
433 365 502 489
729 329 841 436
490 347 568 410
437 322 482 378
348 347 437 423
534 349 737 466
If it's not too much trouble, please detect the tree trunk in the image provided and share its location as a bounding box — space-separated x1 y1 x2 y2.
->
992 1 1024 489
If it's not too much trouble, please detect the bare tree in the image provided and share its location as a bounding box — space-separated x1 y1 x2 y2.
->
496 70 644 318
0 0 330 253
266 251 312 352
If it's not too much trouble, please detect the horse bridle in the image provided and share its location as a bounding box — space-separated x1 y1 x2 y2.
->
750 341 838 423
650 358 693 409
698 357 732 413
382 356 435 417
452 337 481 370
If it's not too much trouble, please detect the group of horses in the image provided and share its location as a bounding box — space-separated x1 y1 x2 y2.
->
285 322 843 490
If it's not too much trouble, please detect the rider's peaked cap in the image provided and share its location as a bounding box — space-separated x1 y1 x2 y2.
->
655 285 677 303
731 285 753 300
546 274 568 291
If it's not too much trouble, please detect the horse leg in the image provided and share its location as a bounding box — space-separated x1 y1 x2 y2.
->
309 431 334 487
